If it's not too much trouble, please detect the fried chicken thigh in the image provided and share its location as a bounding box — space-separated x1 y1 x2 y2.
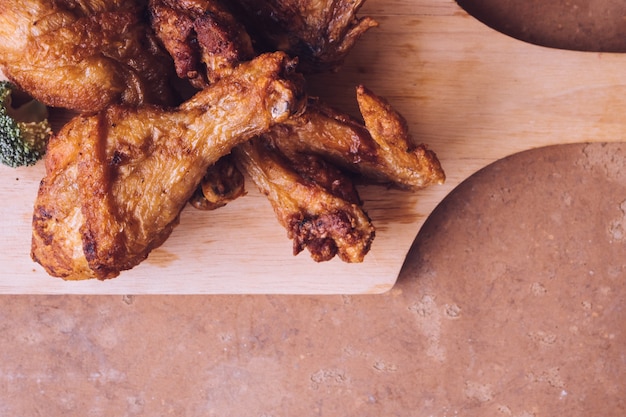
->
0 0 177 112
31 52 305 280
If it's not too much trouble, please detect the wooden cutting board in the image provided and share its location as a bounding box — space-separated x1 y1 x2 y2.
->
1 0 625 294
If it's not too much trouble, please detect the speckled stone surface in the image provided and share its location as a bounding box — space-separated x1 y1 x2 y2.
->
1 142 624 416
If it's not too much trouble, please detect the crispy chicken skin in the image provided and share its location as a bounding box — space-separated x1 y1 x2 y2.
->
31 52 305 280
231 0 378 72
149 0 442 262
150 0 255 89
235 139 374 263
150 0 377 76
188 154 246 210
266 86 446 189
0 0 177 112
233 87 444 263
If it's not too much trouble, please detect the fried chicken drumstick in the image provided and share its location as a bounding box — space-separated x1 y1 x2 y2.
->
31 52 305 280
233 86 444 263
0 0 177 112
235 138 375 263
150 0 443 263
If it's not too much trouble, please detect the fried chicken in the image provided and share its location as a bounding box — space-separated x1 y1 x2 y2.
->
188 154 246 210
0 0 177 112
266 86 446 189
232 87 443 262
31 52 306 280
149 0 377 79
149 0 442 262
150 0 255 89
234 138 375 263
231 0 378 72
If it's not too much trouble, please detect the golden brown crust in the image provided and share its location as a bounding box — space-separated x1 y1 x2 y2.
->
266 87 446 189
235 138 375 263
31 116 97 279
148 1 442 263
149 0 255 88
23 0 445 277
150 0 377 76
31 52 306 280
0 0 177 112
232 0 378 72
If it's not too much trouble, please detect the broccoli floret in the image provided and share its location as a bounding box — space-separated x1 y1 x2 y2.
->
0 81 52 168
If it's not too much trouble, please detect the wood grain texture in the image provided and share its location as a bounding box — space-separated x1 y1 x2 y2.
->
1 0 625 293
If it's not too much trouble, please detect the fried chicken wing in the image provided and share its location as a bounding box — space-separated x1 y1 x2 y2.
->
231 0 378 72
150 0 377 76
266 86 446 189
31 52 305 280
150 1 442 190
235 138 374 263
0 0 177 112
231 87 443 262
148 0 441 262
150 0 255 89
